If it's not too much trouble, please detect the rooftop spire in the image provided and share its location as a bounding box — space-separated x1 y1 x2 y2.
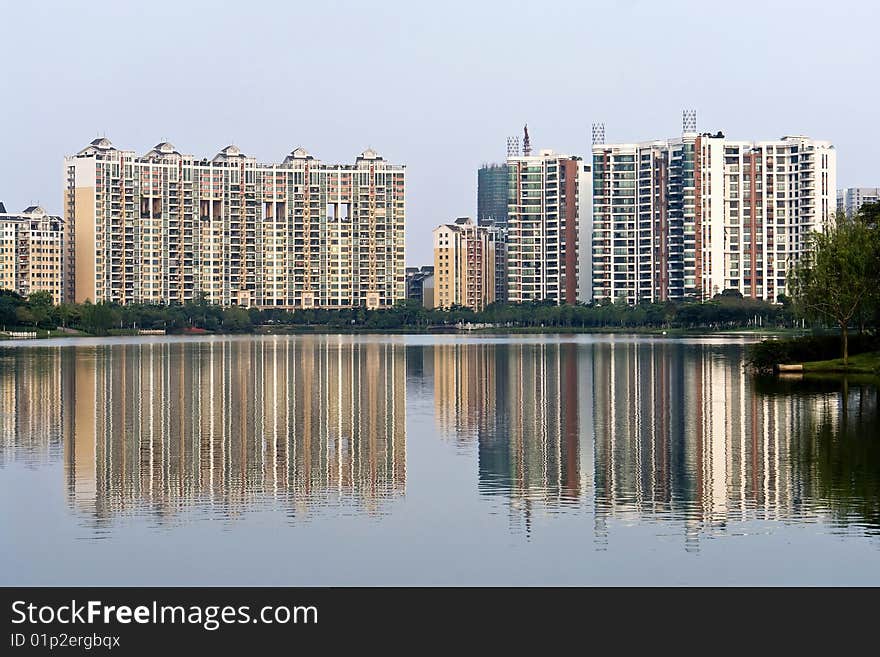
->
523 124 531 156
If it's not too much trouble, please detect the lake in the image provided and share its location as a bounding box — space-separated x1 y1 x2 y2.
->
1 334 878 585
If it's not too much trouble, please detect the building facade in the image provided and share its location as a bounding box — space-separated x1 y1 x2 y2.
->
405 265 435 308
591 128 836 303
486 223 508 303
506 149 590 305
477 163 509 228
65 139 406 308
478 163 511 303
0 204 67 303
837 187 880 218
433 217 495 311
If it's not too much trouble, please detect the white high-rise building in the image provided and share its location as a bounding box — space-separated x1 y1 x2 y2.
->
506 148 590 305
591 121 836 303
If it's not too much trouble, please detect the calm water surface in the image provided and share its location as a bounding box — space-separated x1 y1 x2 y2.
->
1 334 878 585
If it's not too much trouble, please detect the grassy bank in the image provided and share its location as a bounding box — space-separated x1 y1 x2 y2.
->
802 351 880 375
747 334 880 373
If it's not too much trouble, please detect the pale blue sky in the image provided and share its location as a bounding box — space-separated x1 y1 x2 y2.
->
2 0 877 264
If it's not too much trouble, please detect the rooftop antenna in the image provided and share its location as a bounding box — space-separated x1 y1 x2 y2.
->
683 109 697 134
522 124 531 156
591 122 605 145
506 136 520 158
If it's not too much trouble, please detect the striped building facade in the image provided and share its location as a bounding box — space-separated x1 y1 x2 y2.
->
65 139 406 308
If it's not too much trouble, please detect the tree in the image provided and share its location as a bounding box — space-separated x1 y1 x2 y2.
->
392 298 428 328
80 302 116 336
0 290 23 329
856 200 880 227
27 290 53 329
855 201 880 330
15 306 36 328
54 303 79 329
787 212 879 364
221 306 252 332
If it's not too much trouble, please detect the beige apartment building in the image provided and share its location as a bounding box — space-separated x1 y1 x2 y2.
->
65 138 406 308
0 203 67 303
432 217 496 311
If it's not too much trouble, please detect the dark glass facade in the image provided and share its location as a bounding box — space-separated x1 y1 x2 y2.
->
477 164 509 228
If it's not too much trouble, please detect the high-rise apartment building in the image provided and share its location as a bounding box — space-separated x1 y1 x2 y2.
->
477 164 509 228
591 122 836 303
65 138 406 308
433 217 495 311
506 149 590 305
478 164 511 303
0 204 67 303
838 187 880 218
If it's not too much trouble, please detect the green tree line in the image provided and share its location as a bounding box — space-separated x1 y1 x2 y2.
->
1 288 797 336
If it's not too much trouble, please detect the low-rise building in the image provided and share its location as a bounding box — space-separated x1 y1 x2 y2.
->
405 266 435 308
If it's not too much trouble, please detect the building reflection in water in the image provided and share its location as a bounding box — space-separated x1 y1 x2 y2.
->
1 337 877 547
0 337 406 524
0 348 67 468
430 339 879 545
433 341 582 508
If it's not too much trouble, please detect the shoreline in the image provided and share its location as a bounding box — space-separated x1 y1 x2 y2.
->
0 325 805 342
